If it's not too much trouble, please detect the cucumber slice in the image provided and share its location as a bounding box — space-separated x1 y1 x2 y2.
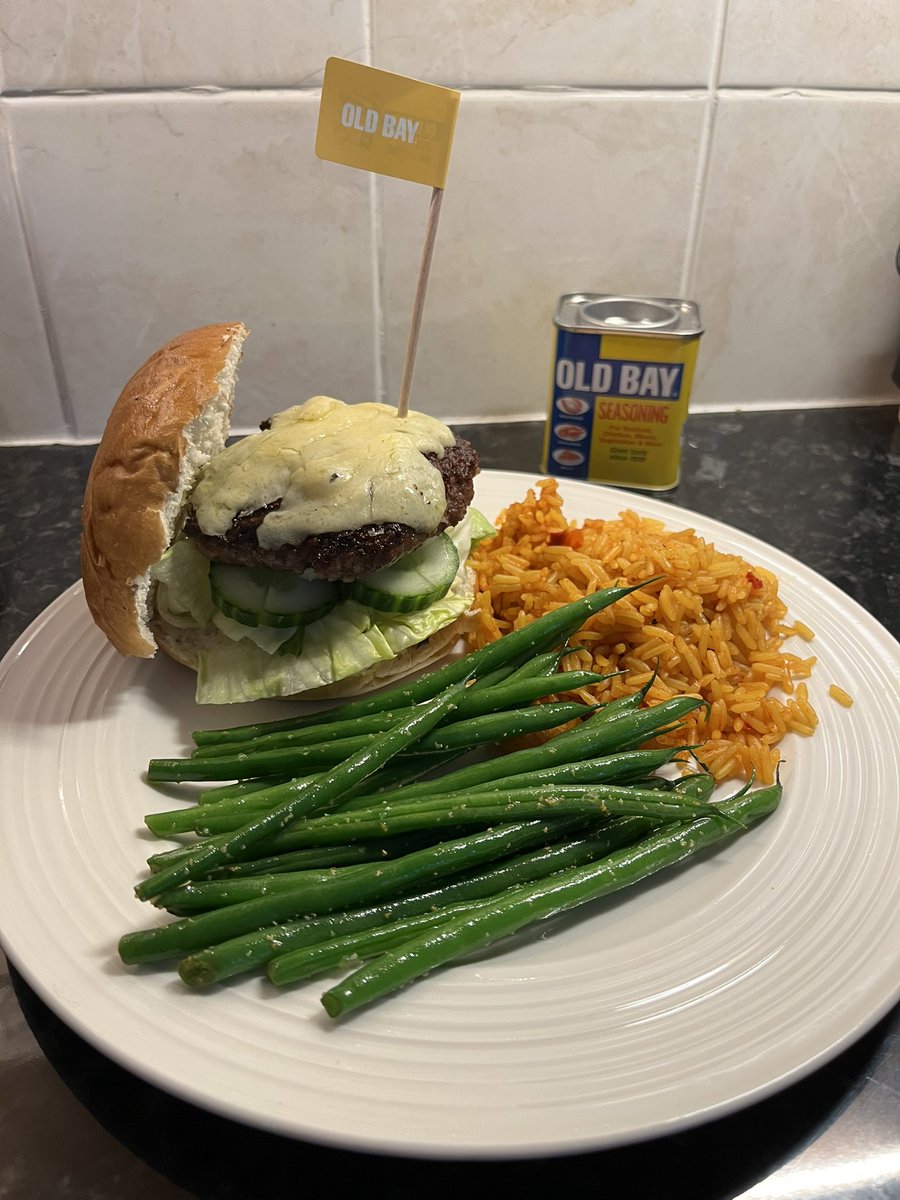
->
348 532 460 613
209 563 340 629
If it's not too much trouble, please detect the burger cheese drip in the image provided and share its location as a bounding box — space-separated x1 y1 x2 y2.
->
191 396 456 547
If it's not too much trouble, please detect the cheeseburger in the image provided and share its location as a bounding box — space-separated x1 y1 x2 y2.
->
81 322 487 704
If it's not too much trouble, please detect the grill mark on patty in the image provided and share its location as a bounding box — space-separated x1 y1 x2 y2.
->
185 435 479 582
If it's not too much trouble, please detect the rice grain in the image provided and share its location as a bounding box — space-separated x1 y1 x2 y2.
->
469 479 818 783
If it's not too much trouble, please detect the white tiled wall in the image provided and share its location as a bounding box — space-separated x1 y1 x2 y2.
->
380 92 707 419
9 92 377 437
1 0 898 442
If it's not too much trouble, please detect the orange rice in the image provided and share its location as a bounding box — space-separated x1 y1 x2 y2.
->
468 479 818 783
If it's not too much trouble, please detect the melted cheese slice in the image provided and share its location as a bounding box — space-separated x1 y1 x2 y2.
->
190 396 455 547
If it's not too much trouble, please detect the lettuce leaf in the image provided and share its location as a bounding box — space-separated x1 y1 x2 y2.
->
152 516 476 705
152 539 216 628
195 578 472 704
154 541 304 653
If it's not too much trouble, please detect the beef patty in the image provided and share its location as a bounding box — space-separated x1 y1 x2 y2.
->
185 434 479 581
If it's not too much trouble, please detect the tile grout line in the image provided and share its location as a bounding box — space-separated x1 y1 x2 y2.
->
3 84 900 100
1 100 77 437
679 0 730 300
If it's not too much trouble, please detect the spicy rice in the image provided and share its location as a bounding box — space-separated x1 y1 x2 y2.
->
468 479 818 783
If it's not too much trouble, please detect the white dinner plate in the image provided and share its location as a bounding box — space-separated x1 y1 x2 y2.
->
1 470 898 1158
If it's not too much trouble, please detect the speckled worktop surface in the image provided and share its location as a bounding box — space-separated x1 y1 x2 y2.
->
0 407 898 1200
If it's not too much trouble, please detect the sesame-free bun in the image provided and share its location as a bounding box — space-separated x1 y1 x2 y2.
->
81 322 247 657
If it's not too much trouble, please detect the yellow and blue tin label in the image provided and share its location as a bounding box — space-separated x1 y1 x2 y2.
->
542 294 702 491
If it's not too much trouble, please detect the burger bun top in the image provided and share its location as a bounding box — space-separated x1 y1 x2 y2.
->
80 322 247 658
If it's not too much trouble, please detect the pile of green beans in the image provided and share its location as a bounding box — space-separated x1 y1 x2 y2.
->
120 584 782 1017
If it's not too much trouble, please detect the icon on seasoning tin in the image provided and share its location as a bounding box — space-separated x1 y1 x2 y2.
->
551 447 586 467
556 396 591 417
554 423 587 443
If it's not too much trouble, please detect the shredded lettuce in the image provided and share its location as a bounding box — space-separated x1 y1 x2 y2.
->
151 515 477 705
196 580 472 704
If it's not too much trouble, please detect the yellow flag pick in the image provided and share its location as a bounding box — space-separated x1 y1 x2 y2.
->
316 57 460 188
317 58 461 414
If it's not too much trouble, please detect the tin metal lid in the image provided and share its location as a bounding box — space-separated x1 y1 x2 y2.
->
556 293 703 338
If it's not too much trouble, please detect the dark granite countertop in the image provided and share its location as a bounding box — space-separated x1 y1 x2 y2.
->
0 406 898 1200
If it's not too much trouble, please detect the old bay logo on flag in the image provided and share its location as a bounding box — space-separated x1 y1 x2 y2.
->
316 57 460 188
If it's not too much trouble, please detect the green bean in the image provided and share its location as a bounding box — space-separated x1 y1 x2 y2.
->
153 816 571 916
189 582 656 747
319 780 782 1018
583 688 645 724
155 781 721 912
133 675 473 902
155 782 718 866
191 707 335 747
146 751 468 865
412 701 594 749
338 748 466 800
446 670 613 717
192 670 612 762
368 778 720 833
191 709 409 759
337 746 686 813
146 699 704 868
158 777 715 907
146 745 686 838
183 686 633 825
250 788 719 986
670 771 717 803
188 651 538 751
268 902 494 985
456 658 525 690
146 802 272 838
147 700 594 784
335 696 706 811
198 774 297 805
145 809 423 873
193 653 576 766
150 738 366 783
158 873 328 911
148 830 441 878
498 648 567 682
177 817 650 987
121 818 582 961
203 833 441 879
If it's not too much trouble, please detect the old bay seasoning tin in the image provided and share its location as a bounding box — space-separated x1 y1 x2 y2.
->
541 294 703 490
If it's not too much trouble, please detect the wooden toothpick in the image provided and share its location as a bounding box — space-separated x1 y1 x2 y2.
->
396 186 444 418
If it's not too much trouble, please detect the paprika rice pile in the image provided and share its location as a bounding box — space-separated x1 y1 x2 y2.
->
468 479 818 783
